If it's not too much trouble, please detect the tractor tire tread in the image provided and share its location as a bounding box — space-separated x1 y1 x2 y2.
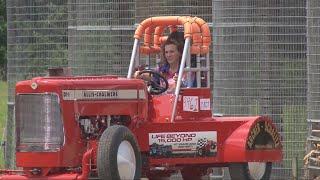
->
97 125 141 180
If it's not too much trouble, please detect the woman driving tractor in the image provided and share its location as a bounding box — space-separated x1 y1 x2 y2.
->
134 32 195 93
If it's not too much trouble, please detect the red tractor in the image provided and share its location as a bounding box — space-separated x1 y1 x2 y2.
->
1 16 282 180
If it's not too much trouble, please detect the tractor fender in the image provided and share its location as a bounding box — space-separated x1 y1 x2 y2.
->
222 116 281 162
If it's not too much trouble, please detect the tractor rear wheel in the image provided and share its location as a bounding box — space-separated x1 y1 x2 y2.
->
229 162 272 180
97 125 141 180
181 166 208 180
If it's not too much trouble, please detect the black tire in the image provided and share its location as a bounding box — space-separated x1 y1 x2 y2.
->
181 167 207 180
229 162 272 180
146 172 171 180
97 125 141 180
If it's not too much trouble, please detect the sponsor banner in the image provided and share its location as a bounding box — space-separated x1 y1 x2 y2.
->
62 89 145 100
149 131 217 158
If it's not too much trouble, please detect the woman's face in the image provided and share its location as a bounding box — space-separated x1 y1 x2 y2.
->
164 44 181 65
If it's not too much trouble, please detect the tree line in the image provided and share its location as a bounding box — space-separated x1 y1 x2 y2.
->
0 0 5 81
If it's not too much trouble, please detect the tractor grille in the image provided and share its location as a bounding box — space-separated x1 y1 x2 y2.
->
15 93 64 152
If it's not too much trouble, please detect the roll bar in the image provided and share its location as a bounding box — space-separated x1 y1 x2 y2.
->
127 16 212 122
135 16 211 55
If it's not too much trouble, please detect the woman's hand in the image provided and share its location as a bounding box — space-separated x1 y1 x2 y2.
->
167 73 178 93
134 70 151 81
173 73 178 82
134 70 141 78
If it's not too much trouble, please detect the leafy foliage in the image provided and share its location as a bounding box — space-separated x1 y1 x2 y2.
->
0 0 6 80
0 81 7 167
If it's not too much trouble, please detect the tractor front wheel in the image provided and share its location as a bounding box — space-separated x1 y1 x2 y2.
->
229 162 272 180
97 125 141 180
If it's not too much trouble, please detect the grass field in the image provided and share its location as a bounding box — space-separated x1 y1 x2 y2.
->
0 81 7 168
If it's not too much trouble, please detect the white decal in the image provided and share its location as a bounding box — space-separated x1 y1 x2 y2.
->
149 131 217 157
62 89 145 100
200 98 210 110
183 96 199 112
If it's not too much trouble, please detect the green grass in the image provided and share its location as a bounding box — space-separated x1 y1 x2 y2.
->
0 81 7 168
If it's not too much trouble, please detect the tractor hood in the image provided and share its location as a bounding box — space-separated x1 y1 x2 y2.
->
16 75 147 95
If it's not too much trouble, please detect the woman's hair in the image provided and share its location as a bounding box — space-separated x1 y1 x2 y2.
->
167 31 185 46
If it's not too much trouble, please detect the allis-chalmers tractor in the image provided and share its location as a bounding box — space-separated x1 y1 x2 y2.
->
1 16 282 180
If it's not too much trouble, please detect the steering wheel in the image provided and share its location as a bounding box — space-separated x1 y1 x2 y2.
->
138 69 168 95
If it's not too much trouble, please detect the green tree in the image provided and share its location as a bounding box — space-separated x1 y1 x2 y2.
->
0 0 6 80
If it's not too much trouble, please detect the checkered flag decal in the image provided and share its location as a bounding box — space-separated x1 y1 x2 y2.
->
197 138 208 148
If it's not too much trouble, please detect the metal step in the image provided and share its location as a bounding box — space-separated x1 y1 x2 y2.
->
307 119 320 123
308 165 320 170
311 130 320 137
307 136 320 142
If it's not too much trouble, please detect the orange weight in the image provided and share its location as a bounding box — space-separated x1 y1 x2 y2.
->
135 16 211 54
